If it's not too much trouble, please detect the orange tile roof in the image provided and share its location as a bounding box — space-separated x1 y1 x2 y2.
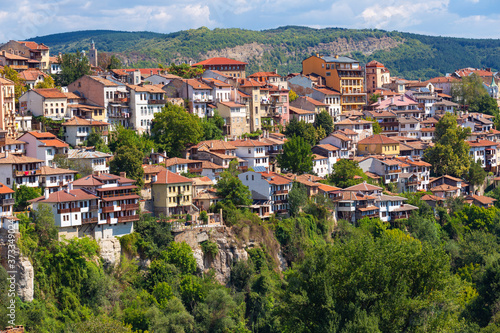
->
164 157 201 167
184 79 212 90
421 194 445 202
32 88 66 99
25 131 56 139
314 87 341 95
289 106 315 115
142 164 167 174
430 185 459 192
62 117 109 126
36 166 77 175
0 182 14 194
358 134 399 145
304 96 328 106
39 139 69 148
315 144 339 151
248 71 281 78
318 184 341 192
18 69 48 81
466 195 496 205
230 139 270 147
154 170 193 184
18 41 49 50
342 182 383 192
193 57 247 66
467 139 499 147
193 140 236 150
366 60 386 68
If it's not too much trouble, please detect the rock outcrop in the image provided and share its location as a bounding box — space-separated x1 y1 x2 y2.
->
98 237 122 268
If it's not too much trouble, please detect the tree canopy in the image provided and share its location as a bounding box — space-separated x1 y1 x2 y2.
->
151 104 203 157
215 160 252 207
167 63 204 78
55 51 92 86
313 110 334 136
328 159 366 188
109 145 145 188
424 113 471 177
277 136 313 175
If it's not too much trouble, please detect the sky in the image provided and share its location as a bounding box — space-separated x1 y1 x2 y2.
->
1 0 500 42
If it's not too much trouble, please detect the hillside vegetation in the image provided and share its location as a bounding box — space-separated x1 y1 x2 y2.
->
28 26 500 79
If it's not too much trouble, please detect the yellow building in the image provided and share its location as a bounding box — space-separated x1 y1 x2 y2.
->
151 170 194 216
357 134 400 156
302 54 366 112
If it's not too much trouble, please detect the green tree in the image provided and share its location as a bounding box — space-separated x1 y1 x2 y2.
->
110 145 145 187
366 116 382 135
14 185 41 211
200 111 224 141
280 230 473 332
467 159 487 193
313 110 334 136
424 113 471 177
34 75 57 89
33 203 58 248
151 104 203 157
328 159 366 188
84 128 110 152
289 90 299 102
452 73 489 110
56 51 92 86
277 136 313 175
52 154 94 177
369 93 381 104
288 182 308 216
108 125 154 155
0 66 27 102
98 53 122 70
283 118 321 146
167 63 204 78
469 94 499 116
215 160 252 206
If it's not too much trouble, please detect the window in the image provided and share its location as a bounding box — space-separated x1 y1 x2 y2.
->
6 178 10 185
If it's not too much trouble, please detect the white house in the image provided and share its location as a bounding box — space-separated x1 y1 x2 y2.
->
231 139 270 170
319 132 355 159
0 152 43 188
0 182 15 230
18 131 69 167
68 148 111 174
61 117 109 147
19 88 68 120
312 144 339 175
127 84 166 134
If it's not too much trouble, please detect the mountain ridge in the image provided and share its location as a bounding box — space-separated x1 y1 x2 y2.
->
26 26 500 80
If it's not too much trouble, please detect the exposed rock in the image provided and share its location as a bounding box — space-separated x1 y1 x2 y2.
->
98 238 122 268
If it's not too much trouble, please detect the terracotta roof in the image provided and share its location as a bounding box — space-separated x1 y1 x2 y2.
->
358 134 399 145
230 139 270 147
0 152 43 164
466 195 496 205
218 101 246 108
142 164 167 174
32 88 66 99
248 71 281 78
318 184 341 192
430 185 459 192
0 182 14 194
127 84 165 93
184 79 212 90
193 57 247 66
72 175 103 186
193 140 236 150
154 170 193 184
18 69 48 81
202 78 232 87
89 76 118 86
342 182 383 192
4 138 25 145
425 76 459 84
1 53 29 60
467 140 499 147
289 106 315 115
164 157 200 167
18 41 49 50
0 77 14 85
39 139 69 148
201 161 224 169
420 127 436 132
336 119 373 125
258 172 292 185
94 173 136 184
366 60 386 68
24 131 56 139
330 132 352 142
62 117 109 126
421 194 445 202
36 166 77 175
239 78 265 88
191 176 213 186
358 205 380 212
314 87 341 95
315 144 339 151
303 96 328 106
30 189 98 204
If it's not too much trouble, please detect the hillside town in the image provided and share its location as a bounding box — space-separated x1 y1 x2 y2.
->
0 39 499 243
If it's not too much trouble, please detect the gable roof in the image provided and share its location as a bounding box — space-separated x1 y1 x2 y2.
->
62 117 109 126
193 57 247 66
32 88 66 99
342 182 383 192
154 170 193 184
359 134 399 145
30 189 98 203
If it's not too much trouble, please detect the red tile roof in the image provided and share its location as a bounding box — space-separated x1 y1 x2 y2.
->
32 88 66 99
39 139 69 148
25 131 56 139
0 182 14 194
193 57 247 66
18 41 49 50
30 189 98 203
466 139 499 147
154 170 193 184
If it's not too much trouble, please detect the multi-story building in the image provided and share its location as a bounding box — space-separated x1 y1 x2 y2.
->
289 106 315 123
192 57 247 79
18 131 69 167
374 194 418 222
72 173 139 238
302 54 366 112
127 84 166 133
0 51 30 72
467 139 498 172
312 87 341 122
163 78 213 118
335 119 373 141
232 139 270 170
248 71 288 89
65 92 106 121
0 77 16 138
19 88 68 120
18 69 48 89
0 182 15 230
0 152 43 188
151 170 194 216
319 132 355 159
61 117 109 147
68 75 129 126
365 60 391 94
0 137 26 155
312 144 339 175
398 117 420 138
217 101 250 137
239 171 293 215
290 96 328 115
358 134 400 156
363 110 399 135
359 157 403 185
0 40 50 72
36 166 78 193
68 148 112 174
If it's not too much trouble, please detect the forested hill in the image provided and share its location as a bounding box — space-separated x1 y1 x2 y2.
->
28 26 500 80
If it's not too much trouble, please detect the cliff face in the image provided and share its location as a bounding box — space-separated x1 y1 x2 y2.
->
0 230 34 302
174 224 283 284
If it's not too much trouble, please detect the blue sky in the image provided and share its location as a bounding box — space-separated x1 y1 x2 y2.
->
1 0 500 42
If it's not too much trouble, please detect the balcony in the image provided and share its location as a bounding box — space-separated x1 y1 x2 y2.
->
90 204 99 211
14 170 37 177
102 206 116 213
58 208 71 214
188 167 203 173
82 217 98 224
123 203 139 211
117 215 140 223
407 180 419 186
102 192 135 198
277 209 288 214
0 198 15 205
149 99 166 104
275 189 289 195
70 207 81 212
386 169 401 174
274 200 287 204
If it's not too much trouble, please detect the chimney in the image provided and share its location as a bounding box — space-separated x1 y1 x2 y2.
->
68 182 73 191
44 188 50 199
120 171 126 178
5 151 7 158
316 53 319 57
275 68 278 74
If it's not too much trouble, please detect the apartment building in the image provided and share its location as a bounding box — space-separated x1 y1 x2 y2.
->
127 84 166 133
365 60 391 94
151 170 194 216
19 88 68 120
192 57 247 79
0 182 15 230
358 135 400 156
0 77 16 138
18 131 69 167
0 152 43 188
61 117 109 147
68 148 111 174
37 166 78 193
302 54 366 112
